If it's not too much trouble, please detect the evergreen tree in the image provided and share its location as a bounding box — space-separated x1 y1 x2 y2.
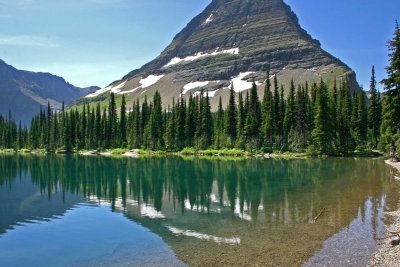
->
330 79 339 150
120 95 127 147
165 100 177 150
176 94 186 149
381 22 400 152
94 104 102 149
141 96 149 139
357 91 368 146
225 85 237 147
293 85 309 150
284 80 296 149
214 96 224 149
236 92 245 149
185 94 197 147
146 91 164 150
261 74 273 151
129 99 141 149
278 85 286 149
310 80 332 155
108 93 118 148
273 76 281 147
64 112 72 152
244 82 261 150
198 91 213 149
368 66 382 148
337 78 354 154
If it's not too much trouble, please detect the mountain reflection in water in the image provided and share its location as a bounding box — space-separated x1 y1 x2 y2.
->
0 155 398 267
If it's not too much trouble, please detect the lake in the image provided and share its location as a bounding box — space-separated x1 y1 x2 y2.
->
0 155 398 266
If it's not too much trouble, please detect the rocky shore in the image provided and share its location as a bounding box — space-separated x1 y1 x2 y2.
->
385 159 400 173
368 160 400 266
368 209 400 266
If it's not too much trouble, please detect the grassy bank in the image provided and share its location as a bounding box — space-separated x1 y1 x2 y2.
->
0 148 385 160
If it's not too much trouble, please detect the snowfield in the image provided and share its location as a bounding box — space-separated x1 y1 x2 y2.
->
230 72 262 92
86 75 165 97
85 81 127 98
139 74 165 89
164 48 239 68
193 89 219 98
182 81 210 95
203 13 214 25
117 74 165 95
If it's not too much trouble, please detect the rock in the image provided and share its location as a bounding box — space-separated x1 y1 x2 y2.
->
123 151 139 158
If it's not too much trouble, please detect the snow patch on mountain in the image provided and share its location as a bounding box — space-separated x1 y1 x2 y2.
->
202 13 214 25
164 48 239 68
193 89 219 98
182 81 210 94
86 81 127 98
139 74 165 88
117 74 164 95
230 72 262 92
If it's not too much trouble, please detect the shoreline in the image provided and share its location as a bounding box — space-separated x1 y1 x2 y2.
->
368 160 400 266
0 148 384 160
385 159 400 173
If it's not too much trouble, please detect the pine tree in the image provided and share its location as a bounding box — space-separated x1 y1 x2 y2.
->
337 78 354 154
214 96 224 149
284 80 296 149
165 100 177 150
273 76 281 148
129 99 141 148
310 80 332 155
141 96 149 139
176 94 186 149
261 74 273 151
330 79 339 150
368 66 381 148
108 93 118 148
381 22 400 152
146 91 164 149
244 81 261 150
294 85 309 150
225 85 237 147
64 112 72 152
198 91 213 149
236 92 245 149
78 105 86 149
357 91 368 146
185 94 197 147
120 95 127 147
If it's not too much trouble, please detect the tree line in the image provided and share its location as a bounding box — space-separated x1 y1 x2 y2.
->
0 74 381 155
0 23 399 156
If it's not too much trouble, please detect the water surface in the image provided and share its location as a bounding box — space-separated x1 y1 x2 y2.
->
0 155 398 266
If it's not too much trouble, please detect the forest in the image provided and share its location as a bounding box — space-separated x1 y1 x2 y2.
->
0 23 399 156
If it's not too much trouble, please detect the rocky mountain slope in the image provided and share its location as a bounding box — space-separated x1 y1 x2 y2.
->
0 59 97 125
85 0 358 110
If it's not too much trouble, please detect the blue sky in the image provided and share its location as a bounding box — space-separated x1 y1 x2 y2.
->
0 0 398 90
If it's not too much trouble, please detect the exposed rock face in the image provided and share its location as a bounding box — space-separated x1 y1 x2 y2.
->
0 59 98 125
86 0 358 109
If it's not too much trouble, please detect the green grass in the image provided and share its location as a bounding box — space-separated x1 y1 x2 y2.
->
2 147 384 160
0 149 15 154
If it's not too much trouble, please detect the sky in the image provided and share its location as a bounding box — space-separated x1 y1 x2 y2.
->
0 0 398 90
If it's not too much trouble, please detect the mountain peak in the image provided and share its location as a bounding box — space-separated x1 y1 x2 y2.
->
87 0 357 110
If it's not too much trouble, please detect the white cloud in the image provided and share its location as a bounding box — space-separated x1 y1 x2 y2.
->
0 35 59 48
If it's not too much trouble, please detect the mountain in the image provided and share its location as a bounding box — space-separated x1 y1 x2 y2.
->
0 59 98 125
85 0 358 110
